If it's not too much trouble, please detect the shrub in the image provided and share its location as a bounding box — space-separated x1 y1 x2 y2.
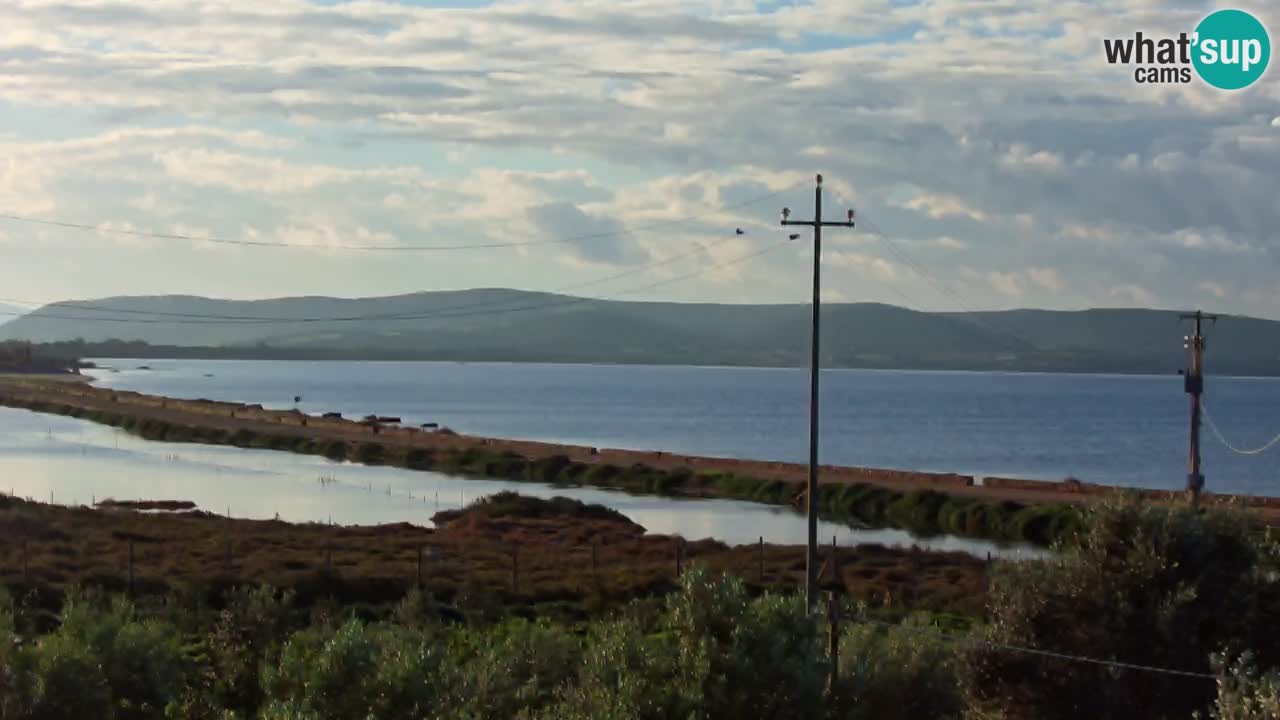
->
834 613 964 719
528 454 573 483
261 619 444 719
661 567 828 719
321 441 347 461
403 449 433 470
962 494 1280 720
354 442 385 465
1204 652 1280 720
228 429 257 447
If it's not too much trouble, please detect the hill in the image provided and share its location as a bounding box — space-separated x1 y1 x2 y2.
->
0 289 1274 374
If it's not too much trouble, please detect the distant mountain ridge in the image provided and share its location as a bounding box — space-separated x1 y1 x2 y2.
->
1 289 1276 375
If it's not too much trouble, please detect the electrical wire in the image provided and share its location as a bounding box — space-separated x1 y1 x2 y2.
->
0 230 763 325
856 613 1215 680
0 240 790 327
0 186 791 253
852 213 1043 353
1202 401 1280 456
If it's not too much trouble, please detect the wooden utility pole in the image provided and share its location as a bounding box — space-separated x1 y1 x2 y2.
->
1181 310 1217 507
781 174 856 614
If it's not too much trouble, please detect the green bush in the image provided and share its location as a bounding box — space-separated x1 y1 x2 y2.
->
403 448 433 470
528 454 573 483
1205 652 1280 720
321 441 347 461
353 442 385 465
963 494 1280 720
261 619 443 719
834 613 963 720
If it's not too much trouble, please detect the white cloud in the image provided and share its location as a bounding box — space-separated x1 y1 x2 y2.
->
897 193 987 222
0 0 1276 313
827 250 902 282
1027 267 1064 292
1108 284 1156 306
1001 144 1064 173
988 271 1023 297
1198 282 1226 299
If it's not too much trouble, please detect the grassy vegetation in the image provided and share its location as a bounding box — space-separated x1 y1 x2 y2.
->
433 491 637 526
2 498 1279 719
0 395 1082 546
0 494 990 621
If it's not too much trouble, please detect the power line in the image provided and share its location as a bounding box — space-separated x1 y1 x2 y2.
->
0 186 791 253
857 614 1215 681
0 231 769 326
0 240 790 328
0 228 757 324
853 213 1042 353
1202 401 1280 456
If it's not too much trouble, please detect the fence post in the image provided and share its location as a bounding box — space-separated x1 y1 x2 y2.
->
758 536 765 584
416 545 424 589
830 536 839 587
674 538 683 578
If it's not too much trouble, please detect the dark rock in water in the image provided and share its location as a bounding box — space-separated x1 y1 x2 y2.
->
136 365 151 370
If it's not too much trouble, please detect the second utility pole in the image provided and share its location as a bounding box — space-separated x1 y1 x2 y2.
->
1181 309 1217 507
782 173 855 614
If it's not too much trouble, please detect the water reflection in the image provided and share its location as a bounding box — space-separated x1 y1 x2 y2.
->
0 408 1042 559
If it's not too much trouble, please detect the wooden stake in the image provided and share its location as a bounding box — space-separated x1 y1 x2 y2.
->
758 536 765 584
830 535 839 587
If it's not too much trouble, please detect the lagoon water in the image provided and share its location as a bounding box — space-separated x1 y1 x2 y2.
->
88 359 1280 495
0 406 1034 557
3 359 1278 559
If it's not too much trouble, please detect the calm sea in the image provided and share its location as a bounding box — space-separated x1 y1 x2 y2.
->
87 359 1280 497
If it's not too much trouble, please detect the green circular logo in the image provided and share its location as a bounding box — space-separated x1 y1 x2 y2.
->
1192 9 1270 90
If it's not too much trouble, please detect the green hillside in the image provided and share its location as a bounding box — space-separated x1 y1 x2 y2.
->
0 290 1273 374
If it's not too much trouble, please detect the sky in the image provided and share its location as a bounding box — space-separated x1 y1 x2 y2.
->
0 0 1278 318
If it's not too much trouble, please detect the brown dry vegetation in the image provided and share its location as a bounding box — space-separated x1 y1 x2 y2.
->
0 493 989 618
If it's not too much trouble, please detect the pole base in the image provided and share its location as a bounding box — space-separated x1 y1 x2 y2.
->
1187 473 1204 494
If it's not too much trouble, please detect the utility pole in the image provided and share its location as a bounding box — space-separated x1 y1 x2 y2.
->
781 174 855 614
1181 310 1217 507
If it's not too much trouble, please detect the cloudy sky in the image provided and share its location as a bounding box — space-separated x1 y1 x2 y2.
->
1 0 1277 318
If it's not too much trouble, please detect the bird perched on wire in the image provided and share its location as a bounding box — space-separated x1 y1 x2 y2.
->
735 228 745 235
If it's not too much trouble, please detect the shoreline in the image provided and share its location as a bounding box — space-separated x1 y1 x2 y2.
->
2 376 1276 543
86 355 1280 380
